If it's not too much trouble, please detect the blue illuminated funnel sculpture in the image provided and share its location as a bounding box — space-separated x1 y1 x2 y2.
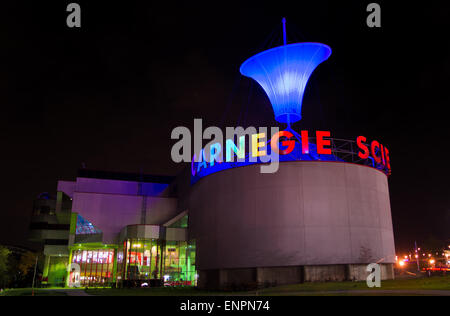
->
240 19 331 125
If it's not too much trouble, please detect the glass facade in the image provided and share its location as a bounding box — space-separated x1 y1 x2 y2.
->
69 239 196 287
68 212 195 287
118 239 196 286
163 241 196 286
122 239 162 280
76 214 102 235
70 248 115 287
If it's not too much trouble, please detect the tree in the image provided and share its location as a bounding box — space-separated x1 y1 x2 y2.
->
0 246 11 287
18 251 36 277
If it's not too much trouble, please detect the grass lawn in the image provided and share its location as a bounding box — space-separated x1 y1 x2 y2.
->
1 288 68 296
258 275 450 296
2 275 449 296
259 275 450 294
85 287 225 296
84 275 450 296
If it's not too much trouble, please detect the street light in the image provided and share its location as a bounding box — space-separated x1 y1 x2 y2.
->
31 255 39 296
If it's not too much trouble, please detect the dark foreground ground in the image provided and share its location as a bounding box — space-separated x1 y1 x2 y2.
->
2 275 449 296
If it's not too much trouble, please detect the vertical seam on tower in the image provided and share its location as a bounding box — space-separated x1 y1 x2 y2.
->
344 163 354 270
300 163 306 266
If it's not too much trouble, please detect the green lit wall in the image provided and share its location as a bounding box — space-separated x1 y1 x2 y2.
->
46 256 68 286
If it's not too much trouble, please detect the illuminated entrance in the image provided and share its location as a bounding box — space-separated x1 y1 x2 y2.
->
67 209 195 287
70 248 115 287
68 240 196 287
118 239 196 286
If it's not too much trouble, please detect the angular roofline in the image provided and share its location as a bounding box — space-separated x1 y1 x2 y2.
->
77 169 175 184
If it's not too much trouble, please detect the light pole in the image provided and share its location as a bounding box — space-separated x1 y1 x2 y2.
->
414 241 420 271
31 255 38 296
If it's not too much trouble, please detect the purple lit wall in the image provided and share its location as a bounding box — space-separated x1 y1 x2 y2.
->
58 177 178 243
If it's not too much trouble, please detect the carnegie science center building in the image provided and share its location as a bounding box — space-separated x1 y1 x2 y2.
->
28 31 396 290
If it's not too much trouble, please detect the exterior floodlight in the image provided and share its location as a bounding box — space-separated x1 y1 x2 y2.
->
240 19 331 124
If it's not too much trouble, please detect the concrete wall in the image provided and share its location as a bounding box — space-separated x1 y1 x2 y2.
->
347 263 394 281
189 161 396 284
198 264 394 289
29 229 69 241
119 224 160 241
68 177 177 244
166 228 188 241
44 245 69 256
73 177 170 197
57 181 76 198
303 265 348 282
72 192 177 243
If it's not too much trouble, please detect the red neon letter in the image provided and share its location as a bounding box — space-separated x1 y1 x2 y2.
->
270 131 295 155
316 131 331 155
301 130 309 154
384 146 391 171
371 140 382 164
357 136 369 159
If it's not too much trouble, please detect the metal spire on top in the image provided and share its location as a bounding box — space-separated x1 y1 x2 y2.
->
282 17 287 45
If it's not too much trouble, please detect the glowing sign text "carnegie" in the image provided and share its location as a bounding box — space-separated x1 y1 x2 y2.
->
191 131 391 177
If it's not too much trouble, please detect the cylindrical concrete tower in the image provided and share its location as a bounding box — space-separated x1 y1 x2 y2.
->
188 161 395 289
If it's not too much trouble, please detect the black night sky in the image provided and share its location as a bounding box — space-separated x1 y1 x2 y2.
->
1 1 449 252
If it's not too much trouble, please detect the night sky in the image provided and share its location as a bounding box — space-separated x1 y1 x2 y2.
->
1 1 449 252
